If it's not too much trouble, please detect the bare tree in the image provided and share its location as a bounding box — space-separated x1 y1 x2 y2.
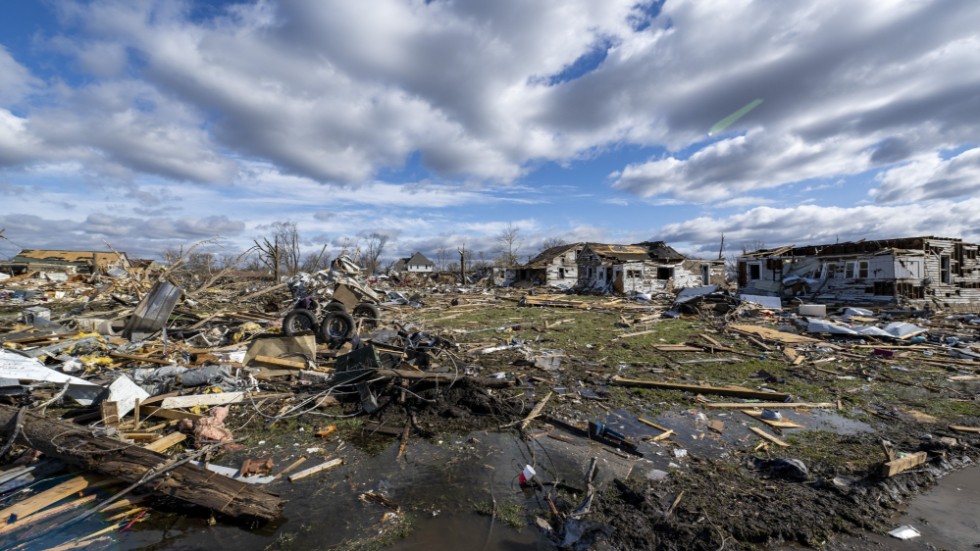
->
494 223 522 267
300 245 330 273
538 236 568 254
359 232 390 275
250 221 302 281
436 246 449 272
457 241 468 282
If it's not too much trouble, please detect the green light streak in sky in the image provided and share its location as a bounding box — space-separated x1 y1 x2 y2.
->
708 98 763 136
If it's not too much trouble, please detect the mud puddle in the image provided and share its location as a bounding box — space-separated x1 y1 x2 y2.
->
822 461 980 551
37 431 642 550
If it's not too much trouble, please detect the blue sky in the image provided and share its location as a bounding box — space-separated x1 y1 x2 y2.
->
1 0 978 266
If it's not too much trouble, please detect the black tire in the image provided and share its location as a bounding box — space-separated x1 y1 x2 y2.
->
324 301 347 313
319 311 355 348
352 302 381 330
282 308 317 336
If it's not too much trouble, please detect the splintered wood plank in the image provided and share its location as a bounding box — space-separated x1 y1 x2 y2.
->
741 409 804 429
611 376 791 401
702 402 834 409
160 392 244 409
749 426 790 447
138 405 203 423
0 475 113 525
637 417 670 432
288 458 343 482
880 451 928 477
727 324 820 345
949 425 980 433
253 355 307 369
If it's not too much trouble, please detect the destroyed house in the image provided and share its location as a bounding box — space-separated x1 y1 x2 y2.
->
737 236 980 310
1 249 129 277
512 243 582 287
391 252 435 273
577 242 723 294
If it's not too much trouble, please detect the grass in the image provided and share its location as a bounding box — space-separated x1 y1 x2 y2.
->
331 513 416 551
473 498 526 530
783 430 884 473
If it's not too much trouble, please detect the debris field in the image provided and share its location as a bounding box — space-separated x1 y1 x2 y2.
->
0 260 977 551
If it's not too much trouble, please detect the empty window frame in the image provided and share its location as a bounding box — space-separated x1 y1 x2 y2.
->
749 264 761 280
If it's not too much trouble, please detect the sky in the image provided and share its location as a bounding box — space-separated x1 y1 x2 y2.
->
0 0 978 266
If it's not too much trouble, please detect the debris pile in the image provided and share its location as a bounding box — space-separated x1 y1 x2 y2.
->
0 259 977 550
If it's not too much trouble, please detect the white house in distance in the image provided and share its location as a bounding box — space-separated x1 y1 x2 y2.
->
391 252 436 273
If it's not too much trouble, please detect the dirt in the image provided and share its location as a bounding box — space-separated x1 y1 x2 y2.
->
590 433 980 551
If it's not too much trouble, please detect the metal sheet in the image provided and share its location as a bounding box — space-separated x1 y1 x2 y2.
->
123 280 183 341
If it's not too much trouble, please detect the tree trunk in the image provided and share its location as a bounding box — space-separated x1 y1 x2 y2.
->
0 405 284 522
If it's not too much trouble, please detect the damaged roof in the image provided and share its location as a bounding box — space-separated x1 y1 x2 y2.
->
585 241 687 262
9 249 128 267
741 236 967 258
525 243 582 268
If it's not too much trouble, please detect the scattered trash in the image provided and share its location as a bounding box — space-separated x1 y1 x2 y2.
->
888 525 921 540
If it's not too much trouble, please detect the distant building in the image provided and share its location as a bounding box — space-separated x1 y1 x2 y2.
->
391 252 436 273
577 241 724 294
513 243 583 287
1 249 130 277
737 236 980 310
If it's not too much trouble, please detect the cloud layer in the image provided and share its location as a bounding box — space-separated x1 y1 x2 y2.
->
0 0 977 261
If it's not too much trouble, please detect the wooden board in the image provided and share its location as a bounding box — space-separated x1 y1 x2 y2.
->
139 405 203 422
253 355 307 369
702 402 835 409
741 409 804 429
611 376 791 401
949 425 980 433
727 324 820 345
160 392 245 409
288 458 343 482
0 405 283 521
749 426 790 447
880 451 928 477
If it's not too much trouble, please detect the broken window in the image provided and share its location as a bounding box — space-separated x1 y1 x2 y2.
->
749 264 760 280
846 260 869 279
626 270 641 278
657 267 674 280
558 268 565 279
940 255 951 284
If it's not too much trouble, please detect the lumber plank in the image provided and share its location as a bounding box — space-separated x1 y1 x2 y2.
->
702 402 834 409
160 392 245 409
253 355 307 369
0 432 186 526
749 426 790 447
727 324 820 345
611 376 791 401
0 475 114 525
949 425 980 433
288 458 343 482
138 405 203 423
880 451 928 477
741 409 804 429
0 405 284 521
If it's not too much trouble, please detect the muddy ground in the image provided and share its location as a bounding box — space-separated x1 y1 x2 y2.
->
2 291 979 550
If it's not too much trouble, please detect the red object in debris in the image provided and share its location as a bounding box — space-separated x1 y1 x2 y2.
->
518 465 536 485
872 348 895 358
